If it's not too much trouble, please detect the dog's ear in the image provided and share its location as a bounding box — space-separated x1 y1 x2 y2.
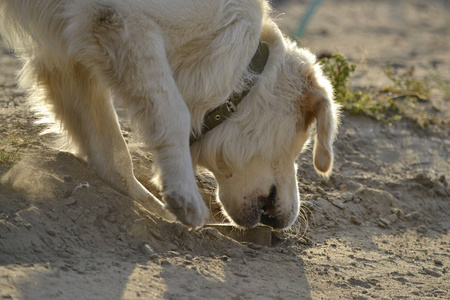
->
313 97 337 176
298 74 339 177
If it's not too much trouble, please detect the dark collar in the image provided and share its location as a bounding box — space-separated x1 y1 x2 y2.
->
190 41 270 145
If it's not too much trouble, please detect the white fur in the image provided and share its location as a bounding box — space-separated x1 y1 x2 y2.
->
0 0 339 229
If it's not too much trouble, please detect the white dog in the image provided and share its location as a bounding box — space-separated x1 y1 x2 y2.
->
0 0 339 229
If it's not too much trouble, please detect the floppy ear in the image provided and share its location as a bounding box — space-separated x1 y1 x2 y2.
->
313 96 337 176
298 75 339 177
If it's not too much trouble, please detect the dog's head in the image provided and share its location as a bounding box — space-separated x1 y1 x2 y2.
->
193 41 339 229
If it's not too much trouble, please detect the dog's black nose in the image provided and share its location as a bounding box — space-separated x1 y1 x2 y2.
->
260 185 278 227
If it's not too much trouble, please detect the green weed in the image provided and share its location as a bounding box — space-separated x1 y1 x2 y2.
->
320 54 399 122
0 133 30 164
320 53 356 103
0 147 20 164
383 66 430 103
320 53 447 128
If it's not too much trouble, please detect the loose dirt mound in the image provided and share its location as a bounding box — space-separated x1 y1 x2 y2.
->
1 1 449 299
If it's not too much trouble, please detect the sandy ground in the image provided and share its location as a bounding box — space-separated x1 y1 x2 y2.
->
1 0 449 299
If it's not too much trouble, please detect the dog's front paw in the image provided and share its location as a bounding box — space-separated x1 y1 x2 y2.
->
163 189 209 228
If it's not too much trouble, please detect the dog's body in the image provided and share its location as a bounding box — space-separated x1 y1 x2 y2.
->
0 0 339 229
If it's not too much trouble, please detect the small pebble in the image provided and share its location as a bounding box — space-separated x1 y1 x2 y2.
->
63 197 77 206
405 211 420 221
247 243 264 250
141 244 158 259
350 216 362 225
65 248 78 255
434 260 443 266
416 225 427 234
166 251 179 257
160 259 171 266
46 229 57 237
63 175 73 182
201 228 222 239
340 192 353 202
432 181 447 196
226 248 244 259
378 218 391 227
386 213 398 223
233 271 249 278
331 200 345 209
392 191 401 199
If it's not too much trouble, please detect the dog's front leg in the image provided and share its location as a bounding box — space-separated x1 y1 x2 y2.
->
111 22 209 228
64 4 209 227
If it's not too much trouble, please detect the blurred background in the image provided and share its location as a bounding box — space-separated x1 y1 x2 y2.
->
271 0 450 89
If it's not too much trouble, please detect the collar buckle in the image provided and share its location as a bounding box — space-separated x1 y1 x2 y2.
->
226 99 237 113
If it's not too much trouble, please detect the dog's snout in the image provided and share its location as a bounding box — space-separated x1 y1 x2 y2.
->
260 184 276 206
260 185 277 213
226 184 295 229
260 185 277 226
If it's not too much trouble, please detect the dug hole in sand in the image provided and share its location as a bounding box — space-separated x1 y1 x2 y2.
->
1 0 449 299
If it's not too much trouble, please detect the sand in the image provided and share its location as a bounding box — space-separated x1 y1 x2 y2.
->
1 0 449 299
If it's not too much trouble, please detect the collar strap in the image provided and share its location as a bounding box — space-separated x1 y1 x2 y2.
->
190 41 270 145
